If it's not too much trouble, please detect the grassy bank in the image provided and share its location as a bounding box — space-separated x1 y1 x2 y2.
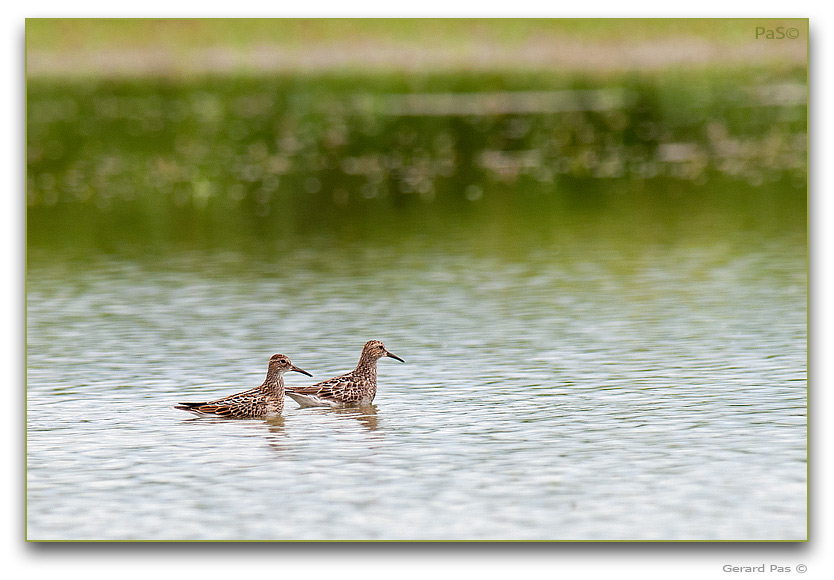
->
26 18 807 77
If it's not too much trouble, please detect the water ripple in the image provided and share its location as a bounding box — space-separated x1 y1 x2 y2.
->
27 242 805 540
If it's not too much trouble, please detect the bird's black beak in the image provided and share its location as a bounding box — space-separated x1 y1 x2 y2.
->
291 365 313 377
386 351 405 363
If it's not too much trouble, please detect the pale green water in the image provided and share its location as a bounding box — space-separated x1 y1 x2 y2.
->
26 225 806 540
25 70 807 540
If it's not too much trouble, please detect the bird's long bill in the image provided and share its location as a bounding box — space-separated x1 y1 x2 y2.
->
291 365 313 377
386 351 405 363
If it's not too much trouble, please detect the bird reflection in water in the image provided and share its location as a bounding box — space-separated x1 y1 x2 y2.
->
264 416 290 453
331 404 379 431
263 406 379 455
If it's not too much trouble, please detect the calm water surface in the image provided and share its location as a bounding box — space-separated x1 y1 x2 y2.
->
26 229 806 540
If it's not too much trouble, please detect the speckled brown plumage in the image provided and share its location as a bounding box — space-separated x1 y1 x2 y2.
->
285 340 404 408
175 354 311 418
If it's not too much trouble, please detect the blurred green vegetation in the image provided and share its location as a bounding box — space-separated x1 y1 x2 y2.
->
27 69 806 252
26 18 799 51
25 19 807 256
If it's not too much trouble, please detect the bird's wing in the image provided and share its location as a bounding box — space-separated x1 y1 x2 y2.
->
175 385 265 417
198 403 236 417
286 374 355 401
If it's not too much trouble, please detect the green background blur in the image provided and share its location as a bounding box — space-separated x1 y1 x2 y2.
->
26 18 807 254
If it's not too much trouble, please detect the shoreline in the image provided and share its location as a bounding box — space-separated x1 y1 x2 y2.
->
26 37 806 79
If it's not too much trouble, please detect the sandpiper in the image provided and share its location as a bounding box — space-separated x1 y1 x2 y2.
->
175 354 311 418
285 340 404 408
